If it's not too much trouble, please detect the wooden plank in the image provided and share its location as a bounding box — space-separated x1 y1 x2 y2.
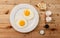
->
0 5 15 14
0 0 30 5
0 0 60 38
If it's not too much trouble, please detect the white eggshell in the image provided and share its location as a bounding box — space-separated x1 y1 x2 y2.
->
46 11 52 16
46 17 52 22
40 30 45 35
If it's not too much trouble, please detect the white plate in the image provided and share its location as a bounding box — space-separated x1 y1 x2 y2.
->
10 4 39 33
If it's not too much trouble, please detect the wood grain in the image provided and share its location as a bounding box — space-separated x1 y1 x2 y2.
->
0 0 60 38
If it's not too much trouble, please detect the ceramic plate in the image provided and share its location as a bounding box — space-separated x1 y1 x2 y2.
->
10 4 39 33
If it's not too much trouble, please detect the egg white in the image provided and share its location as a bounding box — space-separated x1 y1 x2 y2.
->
16 18 28 28
23 9 34 20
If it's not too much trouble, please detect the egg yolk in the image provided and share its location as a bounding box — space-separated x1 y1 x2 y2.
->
19 20 25 26
24 9 30 16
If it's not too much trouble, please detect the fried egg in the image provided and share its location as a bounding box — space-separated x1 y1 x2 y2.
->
23 9 34 20
16 18 27 28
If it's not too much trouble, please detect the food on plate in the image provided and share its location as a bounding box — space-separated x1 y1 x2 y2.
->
19 20 25 26
23 9 34 20
16 18 27 28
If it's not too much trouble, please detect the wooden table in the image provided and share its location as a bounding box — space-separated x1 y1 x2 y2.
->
0 0 60 38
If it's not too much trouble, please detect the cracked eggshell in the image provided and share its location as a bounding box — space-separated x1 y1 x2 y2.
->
46 17 52 22
46 11 52 16
40 30 45 35
36 2 46 10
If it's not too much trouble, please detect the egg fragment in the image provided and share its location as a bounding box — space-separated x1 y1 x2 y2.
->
40 30 45 35
23 9 34 20
46 10 52 16
46 17 52 22
36 1 46 10
16 18 28 28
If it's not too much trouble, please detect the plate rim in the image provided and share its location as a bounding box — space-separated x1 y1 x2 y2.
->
10 4 39 33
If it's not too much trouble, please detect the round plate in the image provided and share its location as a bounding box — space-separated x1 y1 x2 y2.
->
10 4 39 33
